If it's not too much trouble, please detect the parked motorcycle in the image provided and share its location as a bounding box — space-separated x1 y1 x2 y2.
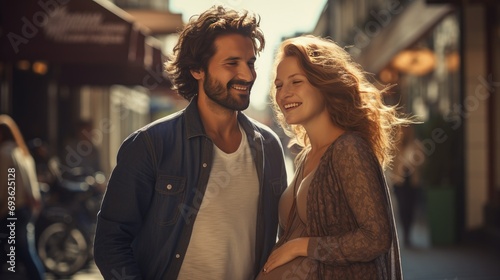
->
35 166 104 277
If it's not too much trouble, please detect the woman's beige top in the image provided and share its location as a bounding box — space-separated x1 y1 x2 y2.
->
255 158 317 279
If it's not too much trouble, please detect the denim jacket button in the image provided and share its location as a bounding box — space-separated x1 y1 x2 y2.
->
202 163 207 168
175 254 181 258
166 184 172 190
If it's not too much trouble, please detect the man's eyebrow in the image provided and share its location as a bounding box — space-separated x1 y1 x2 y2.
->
224 56 240 62
223 56 256 62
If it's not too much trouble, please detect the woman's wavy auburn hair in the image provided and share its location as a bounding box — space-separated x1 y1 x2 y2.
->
165 5 265 101
271 35 412 169
0 114 30 156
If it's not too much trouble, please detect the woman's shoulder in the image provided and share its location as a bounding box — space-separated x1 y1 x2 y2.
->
327 131 381 171
325 131 378 166
330 131 369 151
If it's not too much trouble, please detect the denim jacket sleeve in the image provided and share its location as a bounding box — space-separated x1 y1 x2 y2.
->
94 129 156 280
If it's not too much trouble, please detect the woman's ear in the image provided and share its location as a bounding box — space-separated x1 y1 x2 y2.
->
190 69 204 80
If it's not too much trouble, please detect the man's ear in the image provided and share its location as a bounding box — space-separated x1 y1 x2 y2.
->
190 69 204 80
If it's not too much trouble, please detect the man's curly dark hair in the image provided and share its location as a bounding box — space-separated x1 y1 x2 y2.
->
165 5 265 101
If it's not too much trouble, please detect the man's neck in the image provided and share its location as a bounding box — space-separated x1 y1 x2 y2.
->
197 95 242 153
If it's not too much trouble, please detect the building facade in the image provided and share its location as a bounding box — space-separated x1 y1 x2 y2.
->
313 0 499 246
0 0 183 177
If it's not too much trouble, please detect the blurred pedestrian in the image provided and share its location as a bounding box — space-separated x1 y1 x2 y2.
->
257 35 411 279
391 125 422 247
28 138 61 189
0 114 45 280
61 119 102 176
94 5 287 280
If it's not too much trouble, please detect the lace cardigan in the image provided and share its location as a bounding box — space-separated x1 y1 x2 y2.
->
305 131 403 279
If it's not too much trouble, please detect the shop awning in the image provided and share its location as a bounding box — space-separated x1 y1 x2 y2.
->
354 0 455 74
0 0 181 87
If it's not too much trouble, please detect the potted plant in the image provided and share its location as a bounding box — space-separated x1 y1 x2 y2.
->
417 113 458 246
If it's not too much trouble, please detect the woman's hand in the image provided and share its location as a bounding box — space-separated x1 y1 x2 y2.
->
262 237 309 273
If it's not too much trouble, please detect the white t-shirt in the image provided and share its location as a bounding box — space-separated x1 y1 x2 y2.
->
177 125 259 280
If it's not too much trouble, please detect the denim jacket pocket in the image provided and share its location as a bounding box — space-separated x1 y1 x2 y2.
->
154 175 186 226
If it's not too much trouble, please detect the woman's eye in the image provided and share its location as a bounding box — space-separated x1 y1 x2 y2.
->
292 80 302 84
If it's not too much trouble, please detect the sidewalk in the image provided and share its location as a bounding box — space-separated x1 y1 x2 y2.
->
62 242 500 280
401 244 500 280
45 260 102 279
396 192 500 280
40 196 500 280
55 216 500 280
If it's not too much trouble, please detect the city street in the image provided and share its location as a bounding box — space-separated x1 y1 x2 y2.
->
48 247 500 280
1 0 499 280
45 237 500 280
45 261 101 280
43 194 500 280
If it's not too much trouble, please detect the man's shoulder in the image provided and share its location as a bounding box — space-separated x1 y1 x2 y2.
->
121 110 185 145
130 110 185 137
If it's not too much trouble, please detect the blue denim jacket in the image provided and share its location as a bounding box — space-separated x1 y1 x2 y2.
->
94 97 287 279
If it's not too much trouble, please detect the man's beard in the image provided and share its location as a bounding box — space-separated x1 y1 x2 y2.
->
203 73 252 111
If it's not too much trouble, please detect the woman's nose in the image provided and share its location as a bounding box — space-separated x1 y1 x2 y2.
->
279 84 293 99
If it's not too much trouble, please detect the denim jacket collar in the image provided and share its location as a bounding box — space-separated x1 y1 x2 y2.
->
185 96 206 139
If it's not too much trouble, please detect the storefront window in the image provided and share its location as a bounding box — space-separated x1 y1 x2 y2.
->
394 13 461 188
493 6 500 197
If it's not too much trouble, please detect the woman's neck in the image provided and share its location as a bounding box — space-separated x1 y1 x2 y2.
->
302 121 345 178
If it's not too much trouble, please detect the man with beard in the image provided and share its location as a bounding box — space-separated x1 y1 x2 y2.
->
93 5 287 280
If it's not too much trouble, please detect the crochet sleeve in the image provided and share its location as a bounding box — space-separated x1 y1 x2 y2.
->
307 134 392 265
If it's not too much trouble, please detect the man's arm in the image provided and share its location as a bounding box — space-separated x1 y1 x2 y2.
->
94 131 156 279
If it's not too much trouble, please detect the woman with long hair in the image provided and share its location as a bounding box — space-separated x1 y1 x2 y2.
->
0 114 44 279
257 35 412 279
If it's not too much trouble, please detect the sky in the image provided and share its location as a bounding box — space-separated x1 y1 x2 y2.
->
169 0 327 110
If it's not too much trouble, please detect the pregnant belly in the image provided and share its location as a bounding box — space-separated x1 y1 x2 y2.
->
255 256 316 279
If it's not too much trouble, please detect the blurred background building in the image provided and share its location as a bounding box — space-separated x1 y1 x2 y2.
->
0 1 186 277
313 0 499 248
0 0 186 178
